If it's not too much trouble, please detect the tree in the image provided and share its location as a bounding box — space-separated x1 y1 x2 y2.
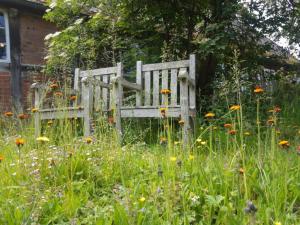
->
43 0 300 109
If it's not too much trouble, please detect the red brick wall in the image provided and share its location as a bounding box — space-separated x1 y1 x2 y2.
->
20 12 57 65
0 11 57 111
0 72 12 111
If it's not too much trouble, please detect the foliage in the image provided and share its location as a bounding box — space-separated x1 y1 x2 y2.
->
43 0 300 87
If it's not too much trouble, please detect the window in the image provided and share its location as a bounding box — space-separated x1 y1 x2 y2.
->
0 10 10 63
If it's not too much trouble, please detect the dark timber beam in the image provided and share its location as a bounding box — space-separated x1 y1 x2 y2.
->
1 0 46 15
8 8 22 112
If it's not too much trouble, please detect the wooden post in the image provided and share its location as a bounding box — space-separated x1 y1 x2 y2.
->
34 87 41 138
8 9 22 112
81 77 92 137
73 68 80 107
113 63 123 140
136 61 142 106
179 68 190 147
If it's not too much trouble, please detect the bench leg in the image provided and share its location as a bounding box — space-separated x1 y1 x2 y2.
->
34 113 41 138
83 115 91 137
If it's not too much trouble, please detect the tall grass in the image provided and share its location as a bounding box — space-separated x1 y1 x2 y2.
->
0 82 299 224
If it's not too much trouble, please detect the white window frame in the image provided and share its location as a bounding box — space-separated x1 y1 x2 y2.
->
0 9 10 63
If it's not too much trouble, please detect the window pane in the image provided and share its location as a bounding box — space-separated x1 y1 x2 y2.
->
0 12 7 60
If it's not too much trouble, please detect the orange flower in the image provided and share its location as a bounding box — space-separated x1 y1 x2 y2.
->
108 117 115 124
268 106 281 113
254 86 264 94
160 137 167 145
279 140 289 148
204 112 215 118
229 130 237 135
160 89 171 95
224 123 232 129
15 138 25 147
50 83 59 89
297 146 300 155
0 155 3 162
239 168 245 174
274 106 281 113
4 111 13 117
18 114 29 120
70 95 77 101
178 119 184 126
230 105 241 111
54 91 63 97
267 118 275 125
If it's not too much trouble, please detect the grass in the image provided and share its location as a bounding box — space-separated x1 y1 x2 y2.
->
0 85 299 225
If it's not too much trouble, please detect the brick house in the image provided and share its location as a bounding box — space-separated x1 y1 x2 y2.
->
0 0 56 112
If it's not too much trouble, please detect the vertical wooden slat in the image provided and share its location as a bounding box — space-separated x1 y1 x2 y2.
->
170 69 178 106
136 61 142 106
114 63 123 140
94 76 101 111
102 75 108 111
73 68 80 107
34 88 41 137
189 54 196 109
82 79 92 137
161 70 168 106
179 68 190 147
109 74 115 111
74 68 80 91
152 70 160 106
144 71 151 106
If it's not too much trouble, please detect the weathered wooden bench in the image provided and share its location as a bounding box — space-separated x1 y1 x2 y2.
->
31 63 123 137
112 54 197 144
32 55 197 143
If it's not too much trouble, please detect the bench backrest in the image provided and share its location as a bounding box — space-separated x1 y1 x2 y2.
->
74 63 123 112
135 54 196 109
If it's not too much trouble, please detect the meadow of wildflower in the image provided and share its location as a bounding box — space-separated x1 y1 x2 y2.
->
0 80 299 225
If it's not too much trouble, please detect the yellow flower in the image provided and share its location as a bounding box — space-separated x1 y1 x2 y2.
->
170 156 177 162
85 137 93 144
178 119 185 126
36 136 50 142
274 222 282 225
31 108 39 113
174 141 181 145
47 120 53 126
204 112 215 118
278 140 289 148
15 138 25 147
139 197 146 203
189 155 195 160
200 141 207 145
160 107 167 117
229 105 241 111
196 138 202 143
244 132 251 136
160 89 171 95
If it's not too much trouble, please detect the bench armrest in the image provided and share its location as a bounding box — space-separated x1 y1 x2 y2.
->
111 76 142 91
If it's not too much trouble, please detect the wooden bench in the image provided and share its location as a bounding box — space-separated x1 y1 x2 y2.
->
112 54 197 144
31 63 122 137
32 55 197 144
